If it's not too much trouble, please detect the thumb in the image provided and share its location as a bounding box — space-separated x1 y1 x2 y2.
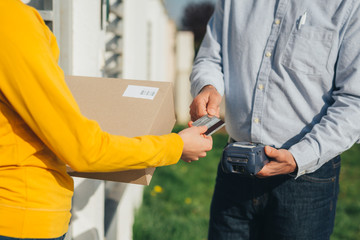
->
207 97 220 116
207 107 217 116
264 146 278 158
196 125 208 134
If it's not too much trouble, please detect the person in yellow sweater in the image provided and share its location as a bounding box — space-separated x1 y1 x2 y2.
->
0 1 213 239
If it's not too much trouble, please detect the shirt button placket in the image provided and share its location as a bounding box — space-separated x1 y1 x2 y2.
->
251 2 287 143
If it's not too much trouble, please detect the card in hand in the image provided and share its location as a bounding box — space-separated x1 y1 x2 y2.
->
192 115 225 136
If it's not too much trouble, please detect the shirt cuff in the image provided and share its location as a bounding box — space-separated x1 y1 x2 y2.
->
190 72 224 97
288 140 320 178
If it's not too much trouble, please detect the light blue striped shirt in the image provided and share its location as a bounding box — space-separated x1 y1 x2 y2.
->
190 0 360 177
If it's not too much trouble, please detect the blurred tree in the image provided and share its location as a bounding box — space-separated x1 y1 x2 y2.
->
181 1 215 55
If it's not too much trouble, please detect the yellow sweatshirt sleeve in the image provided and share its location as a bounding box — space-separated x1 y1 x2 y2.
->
0 1 183 172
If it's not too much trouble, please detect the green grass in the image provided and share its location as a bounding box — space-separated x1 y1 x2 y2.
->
332 144 360 240
133 126 360 240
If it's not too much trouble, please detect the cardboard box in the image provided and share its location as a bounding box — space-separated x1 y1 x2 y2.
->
65 75 176 185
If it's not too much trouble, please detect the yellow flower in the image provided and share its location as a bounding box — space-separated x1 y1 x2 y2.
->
150 190 157 196
185 197 192 204
154 185 163 193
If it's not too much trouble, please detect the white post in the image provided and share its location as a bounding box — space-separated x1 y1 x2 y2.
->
175 31 194 124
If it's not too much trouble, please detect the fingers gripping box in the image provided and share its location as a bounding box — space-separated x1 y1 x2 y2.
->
65 76 176 185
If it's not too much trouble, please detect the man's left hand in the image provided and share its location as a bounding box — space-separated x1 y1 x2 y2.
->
256 146 297 177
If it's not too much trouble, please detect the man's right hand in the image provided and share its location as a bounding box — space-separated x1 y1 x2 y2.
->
189 85 222 121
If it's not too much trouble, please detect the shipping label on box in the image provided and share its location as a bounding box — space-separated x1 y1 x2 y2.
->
65 75 176 185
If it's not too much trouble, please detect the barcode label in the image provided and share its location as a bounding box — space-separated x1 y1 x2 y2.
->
123 85 159 100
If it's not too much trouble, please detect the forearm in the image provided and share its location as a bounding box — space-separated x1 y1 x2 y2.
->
289 94 360 177
190 0 225 97
67 131 183 172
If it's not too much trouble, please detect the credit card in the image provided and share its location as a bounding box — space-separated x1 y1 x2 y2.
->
192 115 225 136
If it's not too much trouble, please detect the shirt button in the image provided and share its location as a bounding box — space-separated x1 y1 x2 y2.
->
254 118 260 123
258 84 264 90
275 19 281 25
265 51 272 57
